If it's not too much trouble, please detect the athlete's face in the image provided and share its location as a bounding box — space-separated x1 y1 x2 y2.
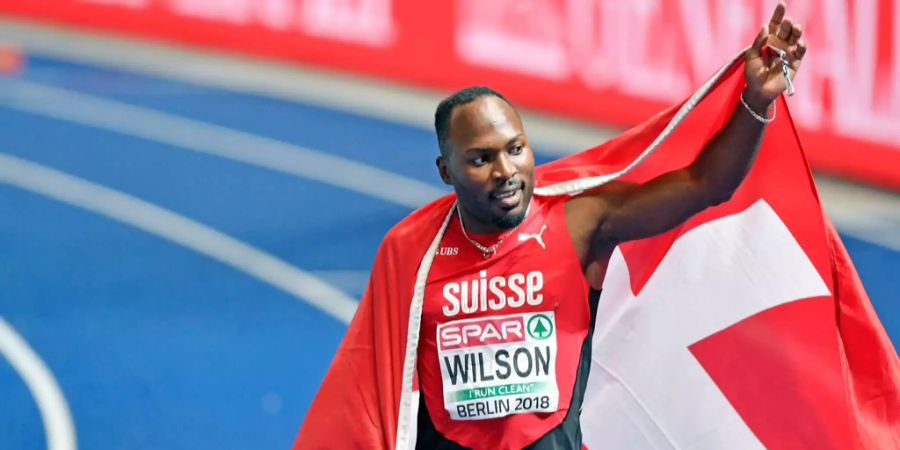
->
437 96 535 233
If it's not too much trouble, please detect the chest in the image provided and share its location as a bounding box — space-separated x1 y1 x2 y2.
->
423 199 589 328
417 199 592 428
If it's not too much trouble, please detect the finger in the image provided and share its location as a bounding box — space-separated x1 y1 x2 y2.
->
747 24 768 59
789 24 802 45
768 1 786 34
794 40 807 60
778 17 794 41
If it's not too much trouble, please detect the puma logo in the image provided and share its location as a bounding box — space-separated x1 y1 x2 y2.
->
518 225 548 249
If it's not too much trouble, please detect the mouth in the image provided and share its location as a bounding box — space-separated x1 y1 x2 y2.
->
490 186 524 210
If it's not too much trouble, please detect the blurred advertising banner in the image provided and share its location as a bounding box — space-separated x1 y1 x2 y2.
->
3 0 899 189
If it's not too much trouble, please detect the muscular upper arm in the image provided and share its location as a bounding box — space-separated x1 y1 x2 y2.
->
569 166 719 251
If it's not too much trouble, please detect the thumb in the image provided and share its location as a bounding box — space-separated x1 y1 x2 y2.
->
746 25 768 60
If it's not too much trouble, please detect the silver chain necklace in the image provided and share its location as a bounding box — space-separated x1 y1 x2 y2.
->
456 203 526 259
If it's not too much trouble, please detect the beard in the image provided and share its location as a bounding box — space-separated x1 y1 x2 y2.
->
492 208 528 229
490 181 534 229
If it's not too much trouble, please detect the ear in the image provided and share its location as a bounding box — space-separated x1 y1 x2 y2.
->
436 155 453 185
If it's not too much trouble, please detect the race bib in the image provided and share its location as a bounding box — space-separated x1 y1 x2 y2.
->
437 312 559 420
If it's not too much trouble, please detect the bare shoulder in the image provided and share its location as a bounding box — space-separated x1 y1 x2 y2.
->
563 180 637 264
564 180 638 227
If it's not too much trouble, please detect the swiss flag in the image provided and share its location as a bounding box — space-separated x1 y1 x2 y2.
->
294 55 899 449
535 58 900 449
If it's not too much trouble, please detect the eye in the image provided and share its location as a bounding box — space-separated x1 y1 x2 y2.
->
471 156 488 166
510 145 524 155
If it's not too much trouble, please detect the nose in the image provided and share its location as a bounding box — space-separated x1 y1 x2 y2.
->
492 152 517 181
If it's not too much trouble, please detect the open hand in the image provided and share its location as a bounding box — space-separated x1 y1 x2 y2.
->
744 1 807 104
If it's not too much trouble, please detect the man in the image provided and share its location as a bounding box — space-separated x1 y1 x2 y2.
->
298 0 900 446
412 4 803 449
297 3 836 449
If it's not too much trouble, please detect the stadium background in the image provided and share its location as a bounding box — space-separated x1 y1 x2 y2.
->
0 1 897 449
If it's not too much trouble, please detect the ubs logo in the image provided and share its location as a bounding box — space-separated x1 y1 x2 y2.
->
438 247 459 256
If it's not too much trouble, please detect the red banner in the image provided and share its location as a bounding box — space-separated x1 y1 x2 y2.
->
2 0 899 189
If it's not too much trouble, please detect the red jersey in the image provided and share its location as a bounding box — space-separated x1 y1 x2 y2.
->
417 195 591 449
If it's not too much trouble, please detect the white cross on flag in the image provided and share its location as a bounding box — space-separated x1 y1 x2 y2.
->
294 55 900 450
533 56 900 449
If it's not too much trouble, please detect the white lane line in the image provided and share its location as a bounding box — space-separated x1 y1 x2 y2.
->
0 78 447 210
310 270 371 293
0 317 77 450
0 153 358 324
0 18 615 154
2 19 897 251
1 80 897 255
817 179 900 253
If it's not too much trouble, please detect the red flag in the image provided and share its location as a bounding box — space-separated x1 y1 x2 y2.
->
294 54 900 449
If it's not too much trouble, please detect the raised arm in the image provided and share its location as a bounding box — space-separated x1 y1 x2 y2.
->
583 2 806 247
